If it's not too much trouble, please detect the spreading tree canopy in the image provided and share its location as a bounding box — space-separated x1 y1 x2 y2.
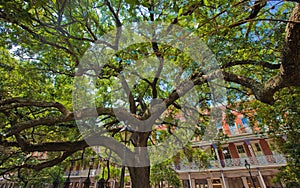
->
0 0 299 187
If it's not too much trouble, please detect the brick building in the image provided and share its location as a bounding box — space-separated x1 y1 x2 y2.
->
175 113 287 188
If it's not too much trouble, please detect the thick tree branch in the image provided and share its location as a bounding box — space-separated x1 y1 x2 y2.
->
223 4 300 104
0 98 70 115
257 3 300 103
25 140 88 152
120 75 136 114
222 72 261 90
29 151 75 171
7 116 70 137
2 99 113 136
280 3 300 86
222 60 281 69
1 136 136 172
151 40 164 99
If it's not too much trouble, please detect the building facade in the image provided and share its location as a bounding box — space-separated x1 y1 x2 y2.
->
175 113 287 188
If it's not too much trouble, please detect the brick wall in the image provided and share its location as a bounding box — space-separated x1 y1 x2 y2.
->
228 143 239 158
259 139 273 155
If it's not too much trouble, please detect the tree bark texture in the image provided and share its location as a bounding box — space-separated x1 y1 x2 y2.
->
128 166 151 188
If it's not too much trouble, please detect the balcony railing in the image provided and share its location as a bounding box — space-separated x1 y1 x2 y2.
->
64 169 98 177
174 154 286 171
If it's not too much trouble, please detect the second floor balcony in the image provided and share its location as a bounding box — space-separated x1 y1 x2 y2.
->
174 154 286 172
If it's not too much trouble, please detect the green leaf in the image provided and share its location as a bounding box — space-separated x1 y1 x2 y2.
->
178 8 183 16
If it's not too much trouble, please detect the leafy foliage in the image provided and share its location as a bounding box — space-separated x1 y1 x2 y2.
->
253 88 300 187
0 0 300 187
150 159 181 188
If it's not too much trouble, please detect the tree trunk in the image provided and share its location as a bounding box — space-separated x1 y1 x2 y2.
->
128 166 150 188
126 131 151 188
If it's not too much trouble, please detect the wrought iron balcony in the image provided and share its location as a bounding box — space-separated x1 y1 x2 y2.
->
174 154 286 171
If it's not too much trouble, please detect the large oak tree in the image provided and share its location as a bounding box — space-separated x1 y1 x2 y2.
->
1 0 299 187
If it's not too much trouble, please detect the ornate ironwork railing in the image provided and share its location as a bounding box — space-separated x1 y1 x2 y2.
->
64 169 97 177
174 154 286 171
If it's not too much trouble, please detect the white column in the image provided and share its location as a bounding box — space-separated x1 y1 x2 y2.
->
241 177 250 188
220 171 227 188
213 143 222 168
78 178 82 188
188 173 193 188
257 168 267 188
215 148 221 161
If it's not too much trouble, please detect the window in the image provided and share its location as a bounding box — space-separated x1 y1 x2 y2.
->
236 144 247 158
195 179 208 188
237 145 245 154
241 117 248 125
222 147 231 159
253 143 262 152
252 142 264 156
